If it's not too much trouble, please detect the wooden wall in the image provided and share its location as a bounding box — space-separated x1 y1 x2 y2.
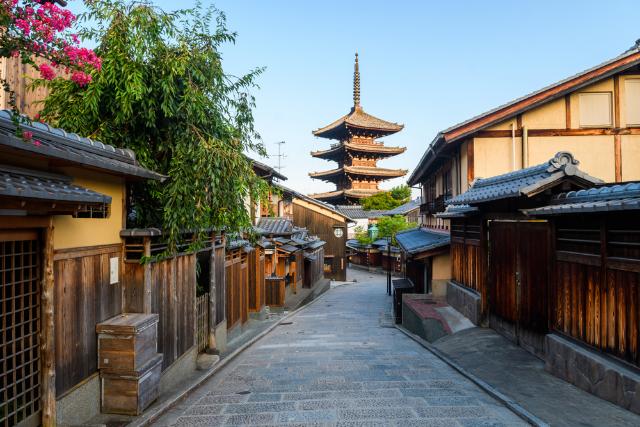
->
553 215 640 367
225 248 248 330
451 218 486 313
248 248 265 312
303 247 324 289
0 57 50 118
149 254 196 370
53 244 122 396
292 203 347 280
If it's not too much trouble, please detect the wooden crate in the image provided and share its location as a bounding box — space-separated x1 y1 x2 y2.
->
101 354 162 415
96 313 159 372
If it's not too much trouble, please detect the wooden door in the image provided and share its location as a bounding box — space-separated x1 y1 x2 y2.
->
489 221 550 356
1 230 42 427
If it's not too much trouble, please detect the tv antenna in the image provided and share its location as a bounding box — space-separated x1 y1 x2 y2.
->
270 141 286 174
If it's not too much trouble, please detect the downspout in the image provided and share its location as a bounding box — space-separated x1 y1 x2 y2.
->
522 126 529 168
511 122 516 171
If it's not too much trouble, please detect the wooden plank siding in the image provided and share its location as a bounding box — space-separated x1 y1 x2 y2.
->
303 247 325 288
552 215 640 367
292 203 347 281
248 248 265 312
53 244 122 396
225 248 248 331
450 217 487 315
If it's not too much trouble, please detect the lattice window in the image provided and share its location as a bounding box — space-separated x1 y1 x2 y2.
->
556 217 601 257
73 203 110 219
1 233 41 427
607 217 640 263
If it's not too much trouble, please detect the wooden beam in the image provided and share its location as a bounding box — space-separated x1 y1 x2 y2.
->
565 95 571 129
614 75 621 128
53 243 121 261
516 114 523 129
143 236 152 313
467 139 474 184
41 220 56 426
615 134 622 182
474 127 640 138
443 51 640 142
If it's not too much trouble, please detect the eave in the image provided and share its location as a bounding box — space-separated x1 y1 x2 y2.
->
309 166 408 183
311 142 406 161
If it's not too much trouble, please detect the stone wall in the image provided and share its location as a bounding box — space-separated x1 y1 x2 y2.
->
446 281 481 325
545 334 640 414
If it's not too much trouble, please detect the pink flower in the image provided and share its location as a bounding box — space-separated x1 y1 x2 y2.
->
22 131 33 141
71 71 92 87
38 63 55 80
33 140 42 147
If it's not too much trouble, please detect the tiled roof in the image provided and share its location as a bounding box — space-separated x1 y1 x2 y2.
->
382 198 422 216
447 152 601 206
523 182 640 215
278 244 300 253
311 142 405 159
313 106 404 140
250 157 287 181
435 204 479 219
334 205 385 220
272 183 351 221
255 217 294 235
308 188 380 203
395 227 450 256
0 165 111 204
309 166 407 180
0 110 163 180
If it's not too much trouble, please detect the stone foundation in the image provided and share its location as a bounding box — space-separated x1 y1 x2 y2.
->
56 374 100 425
431 279 448 298
446 281 481 325
545 334 640 414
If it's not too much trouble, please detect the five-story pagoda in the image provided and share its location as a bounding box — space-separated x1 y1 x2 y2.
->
309 53 407 205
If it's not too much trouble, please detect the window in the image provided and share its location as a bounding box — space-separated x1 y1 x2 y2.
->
625 79 640 126
442 168 452 198
579 92 612 127
74 203 110 218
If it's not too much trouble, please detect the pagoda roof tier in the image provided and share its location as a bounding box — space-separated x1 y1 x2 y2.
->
312 106 404 140
308 188 381 204
311 142 406 161
309 166 408 183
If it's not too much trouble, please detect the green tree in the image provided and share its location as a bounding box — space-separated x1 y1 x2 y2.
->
354 225 373 246
36 0 269 252
377 215 416 245
361 184 411 210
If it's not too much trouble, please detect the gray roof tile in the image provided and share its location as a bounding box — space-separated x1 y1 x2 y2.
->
255 217 294 235
0 110 163 180
334 205 385 219
0 165 111 204
395 227 450 256
382 198 422 216
447 152 601 206
523 182 640 215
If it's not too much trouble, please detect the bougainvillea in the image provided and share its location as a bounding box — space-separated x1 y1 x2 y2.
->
0 0 101 117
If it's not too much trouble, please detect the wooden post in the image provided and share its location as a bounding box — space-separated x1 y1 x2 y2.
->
143 236 152 313
208 232 217 351
41 221 56 426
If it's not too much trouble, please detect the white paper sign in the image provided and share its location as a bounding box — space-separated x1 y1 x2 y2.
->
109 257 119 284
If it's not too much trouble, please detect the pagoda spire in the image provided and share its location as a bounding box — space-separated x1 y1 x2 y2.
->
353 53 360 108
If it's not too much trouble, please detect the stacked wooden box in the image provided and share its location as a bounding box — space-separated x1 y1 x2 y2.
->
96 313 163 415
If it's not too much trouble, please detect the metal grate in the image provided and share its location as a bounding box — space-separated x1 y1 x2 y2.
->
1 232 41 427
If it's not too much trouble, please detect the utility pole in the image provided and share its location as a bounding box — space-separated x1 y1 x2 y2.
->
271 141 286 174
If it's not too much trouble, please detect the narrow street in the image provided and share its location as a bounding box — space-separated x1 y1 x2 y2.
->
155 271 527 426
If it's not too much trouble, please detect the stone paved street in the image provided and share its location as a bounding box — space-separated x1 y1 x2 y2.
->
155 271 527 426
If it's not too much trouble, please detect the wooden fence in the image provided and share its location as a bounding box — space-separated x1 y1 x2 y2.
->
53 244 123 396
265 277 285 307
196 293 209 353
304 247 325 288
552 215 640 367
225 248 248 330
248 247 265 312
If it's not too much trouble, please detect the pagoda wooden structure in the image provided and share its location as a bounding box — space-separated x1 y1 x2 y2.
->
310 54 407 205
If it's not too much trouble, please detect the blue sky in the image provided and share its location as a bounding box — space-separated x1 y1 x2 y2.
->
68 1 640 196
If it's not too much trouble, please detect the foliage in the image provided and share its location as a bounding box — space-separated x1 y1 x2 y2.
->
36 0 269 253
0 0 99 122
354 225 372 246
377 215 416 245
361 184 411 210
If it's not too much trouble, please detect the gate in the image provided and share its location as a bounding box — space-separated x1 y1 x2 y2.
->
1 230 41 427
489 221 550 356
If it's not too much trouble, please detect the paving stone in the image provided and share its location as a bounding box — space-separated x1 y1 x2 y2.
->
223 401 296 414
338 407 417 420
153 270 529 426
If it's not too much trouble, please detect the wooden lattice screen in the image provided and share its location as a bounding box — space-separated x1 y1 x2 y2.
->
1 231 41 427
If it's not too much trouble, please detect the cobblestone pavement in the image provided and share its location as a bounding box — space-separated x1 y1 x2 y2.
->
154 271 527 426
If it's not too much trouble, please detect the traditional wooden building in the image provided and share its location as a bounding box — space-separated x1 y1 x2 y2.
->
309 54 407 205
409 40 640 230
0 110 167 426
333 205 385 238
381 197 422 224
268 184 352 281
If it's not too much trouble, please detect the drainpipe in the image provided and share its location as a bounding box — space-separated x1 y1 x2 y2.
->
522 126 529 168
511 122 517 171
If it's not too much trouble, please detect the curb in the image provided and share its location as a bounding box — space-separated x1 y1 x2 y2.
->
394 324 549 427
128 282 333 427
